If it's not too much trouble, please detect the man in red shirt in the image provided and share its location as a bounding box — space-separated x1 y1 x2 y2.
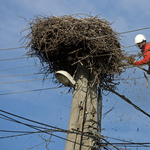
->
133 34 150 73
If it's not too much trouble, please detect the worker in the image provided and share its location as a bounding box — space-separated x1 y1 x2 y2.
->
133 34 150 73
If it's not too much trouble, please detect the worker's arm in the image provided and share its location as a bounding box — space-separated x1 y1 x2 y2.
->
133 51 150 65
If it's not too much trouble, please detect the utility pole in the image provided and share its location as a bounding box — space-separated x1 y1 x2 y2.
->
65 64 97 150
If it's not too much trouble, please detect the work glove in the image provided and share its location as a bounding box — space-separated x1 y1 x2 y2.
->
133 61 140 65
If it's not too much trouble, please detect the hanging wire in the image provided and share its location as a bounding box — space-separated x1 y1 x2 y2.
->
0 46 25 51
0 57 31 61
0 110 93 148
0 64 40 72
0 73 43 78
89 26 150 40
0 77 52 85
1 109 150 149
0 87 61 96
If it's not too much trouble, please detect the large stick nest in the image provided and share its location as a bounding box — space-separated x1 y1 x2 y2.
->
23 14 125 86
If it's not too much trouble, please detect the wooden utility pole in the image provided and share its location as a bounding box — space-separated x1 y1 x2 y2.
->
65 64 97 150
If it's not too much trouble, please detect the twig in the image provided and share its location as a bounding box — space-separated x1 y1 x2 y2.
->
144 72 149 88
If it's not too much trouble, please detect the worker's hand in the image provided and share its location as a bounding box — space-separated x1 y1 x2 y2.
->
133 62 137 65
133 61 140 65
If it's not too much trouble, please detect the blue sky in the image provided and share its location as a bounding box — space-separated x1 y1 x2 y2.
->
0 0 150 150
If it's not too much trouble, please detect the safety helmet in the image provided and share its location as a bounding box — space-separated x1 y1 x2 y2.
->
134 34 146 44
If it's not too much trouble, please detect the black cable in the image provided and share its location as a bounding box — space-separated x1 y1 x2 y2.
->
105 87 150 118
0 110 121 149
0 109 67 132
0 111 92 148
0 129 38 133
1 110 148 148
102 135 150 147
0 113 51 131
0 132 37 139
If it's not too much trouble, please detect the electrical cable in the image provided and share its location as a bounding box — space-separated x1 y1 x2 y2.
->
0 109 66 132
0 26 149 52
119 26 150 34
106 87 150 118
0 57 31 61
89 26 150 40
0 129 56 134
0 113 51 131
102 135 150 147
114 76 150 81
72 129 150 148
0 110 93 148
0 110 122 149
0 64 40 72
0 87 61 96
0 113 67 136
0 129 58 140
0 66 147 85
0 46 25 51
0 129 149 148
0 73 43 78
0 110 149 149
1 26 150 149
0 44 139 62
0 77 52 85
0 44 144 65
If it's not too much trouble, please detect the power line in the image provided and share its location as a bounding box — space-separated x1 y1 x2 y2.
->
0 87 61 96
0 109 148 149
0 46 25 51
71 129 150 148
89 26 150 40
114 76 150 81
119 26 150 34
0 110 93 148
0 43 140 63
0 46 128 62
0 26 149 52
0 129 57 140
0 77 52 85
0 64 40 72
0 44 142 63
0 57 31 61
1 132 149 148
107 87 150 118
0 129 55 134
0 109 68 133
104 135 150 147
0 73 43 78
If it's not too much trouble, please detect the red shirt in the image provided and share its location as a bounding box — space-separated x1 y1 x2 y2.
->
133 43 150 69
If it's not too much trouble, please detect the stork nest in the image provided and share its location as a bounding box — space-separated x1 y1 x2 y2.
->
23 14 125 87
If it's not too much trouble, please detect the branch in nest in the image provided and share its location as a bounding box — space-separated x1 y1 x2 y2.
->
144 72 149 88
